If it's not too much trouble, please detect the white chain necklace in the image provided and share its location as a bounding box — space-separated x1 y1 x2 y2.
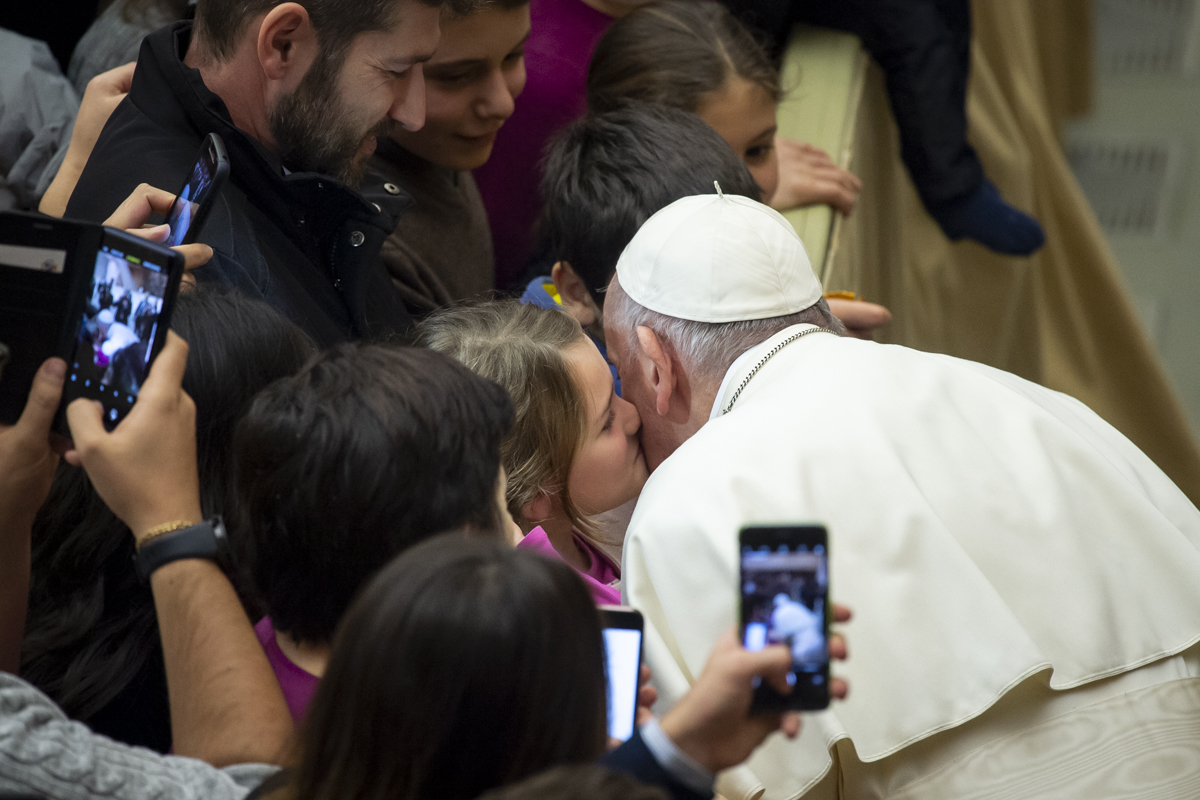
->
721 328 832 415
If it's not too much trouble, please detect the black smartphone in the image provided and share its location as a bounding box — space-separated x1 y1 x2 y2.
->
739 524 830 712
599 606 644 742
61 228 185 430
163 133 229 247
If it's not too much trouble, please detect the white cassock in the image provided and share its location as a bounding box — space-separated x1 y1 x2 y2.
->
622 324 1200 800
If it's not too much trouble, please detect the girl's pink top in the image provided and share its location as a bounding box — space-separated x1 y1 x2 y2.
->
472 0 614 288
517 525 622 605
254 616 319 722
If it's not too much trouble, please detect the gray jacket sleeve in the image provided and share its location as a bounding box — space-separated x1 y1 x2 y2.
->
0 673 279 800
0 29 79 210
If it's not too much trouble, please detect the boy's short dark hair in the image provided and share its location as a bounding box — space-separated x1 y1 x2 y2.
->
233 343 514 644
538 103 762 305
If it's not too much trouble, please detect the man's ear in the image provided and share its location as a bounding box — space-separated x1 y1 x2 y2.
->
257 2 318 85
635 326 675 418
551 261 599 328
520 493 554 525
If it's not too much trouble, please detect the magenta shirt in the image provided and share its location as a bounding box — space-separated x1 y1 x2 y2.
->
517 525 622 605
472 0 613 288
254 616 320 723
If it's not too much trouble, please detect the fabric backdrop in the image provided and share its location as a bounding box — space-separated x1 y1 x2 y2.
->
813 0 1200 506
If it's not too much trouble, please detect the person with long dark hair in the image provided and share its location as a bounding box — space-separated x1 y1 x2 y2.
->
20 286 316 752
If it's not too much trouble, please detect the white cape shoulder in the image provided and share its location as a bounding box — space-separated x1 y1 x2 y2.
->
624 334 1200 795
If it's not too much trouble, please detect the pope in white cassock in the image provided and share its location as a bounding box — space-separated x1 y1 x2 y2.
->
603 191 1200 800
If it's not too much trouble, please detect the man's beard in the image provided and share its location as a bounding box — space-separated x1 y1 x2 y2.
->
268 54 389 186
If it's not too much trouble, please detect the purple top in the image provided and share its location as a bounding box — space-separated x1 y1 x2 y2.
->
254 616 320 723
517 525 622 605
472 0 613 288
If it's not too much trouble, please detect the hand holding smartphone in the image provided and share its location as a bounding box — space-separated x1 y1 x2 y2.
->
0 213 184 430
62 230 184 429
739 524 831 712
163 133 229 247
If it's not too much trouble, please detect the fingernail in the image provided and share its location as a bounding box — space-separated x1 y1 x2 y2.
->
42 358 66 380
144 224 169 237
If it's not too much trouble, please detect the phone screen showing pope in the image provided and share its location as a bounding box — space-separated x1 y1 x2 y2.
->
64 233 178 429
740 524 830 711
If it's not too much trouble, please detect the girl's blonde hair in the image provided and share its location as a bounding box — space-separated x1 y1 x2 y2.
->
417 300 595 535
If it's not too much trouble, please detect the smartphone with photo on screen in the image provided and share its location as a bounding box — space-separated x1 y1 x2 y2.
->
61 227 185 430
740 524 830 712
163 133 229 247
599 606 644 742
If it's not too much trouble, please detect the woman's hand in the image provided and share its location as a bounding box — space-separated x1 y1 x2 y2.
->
636 663 657 726
102 183 213 290
64 332 203 540
769 138 861 215
0 358 67 673
0 359 66 537
827 297 892 340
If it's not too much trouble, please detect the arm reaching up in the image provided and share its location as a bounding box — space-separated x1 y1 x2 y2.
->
65 333 293 766
39 63 135 219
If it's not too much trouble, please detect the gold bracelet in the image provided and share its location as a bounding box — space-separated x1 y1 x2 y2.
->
136 520 197 551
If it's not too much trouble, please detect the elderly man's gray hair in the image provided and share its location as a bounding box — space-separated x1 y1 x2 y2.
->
604 279 845 380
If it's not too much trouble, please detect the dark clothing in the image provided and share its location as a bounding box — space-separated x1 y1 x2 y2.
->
723 0 984 217
370 138 494 318
599 728 710 800
65 22 414 347
82 642 172 754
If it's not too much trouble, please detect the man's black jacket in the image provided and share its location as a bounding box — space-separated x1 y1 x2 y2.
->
65 22 415 347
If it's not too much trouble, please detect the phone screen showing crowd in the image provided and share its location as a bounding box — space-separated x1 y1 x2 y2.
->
65 243 169 429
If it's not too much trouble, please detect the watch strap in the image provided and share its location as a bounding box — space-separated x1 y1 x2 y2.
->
136 518 226 581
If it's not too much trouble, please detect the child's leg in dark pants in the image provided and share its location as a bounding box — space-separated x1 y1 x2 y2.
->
724 0 1045 255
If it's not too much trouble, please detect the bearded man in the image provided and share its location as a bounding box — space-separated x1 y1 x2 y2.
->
66 0 474 345
606 193 1200 799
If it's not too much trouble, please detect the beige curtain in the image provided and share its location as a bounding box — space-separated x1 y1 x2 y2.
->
824 0 1200 506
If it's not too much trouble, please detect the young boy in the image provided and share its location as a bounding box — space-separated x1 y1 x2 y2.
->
372 0 531 317
235 344 520 720
526 103 889 357
522 104 763 391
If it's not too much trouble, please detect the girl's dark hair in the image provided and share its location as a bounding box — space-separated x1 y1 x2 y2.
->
20 287 316 741
234 344 515 645
587 0 780 115
292 534 608 800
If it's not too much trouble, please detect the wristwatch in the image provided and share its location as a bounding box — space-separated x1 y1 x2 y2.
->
136 517 227 582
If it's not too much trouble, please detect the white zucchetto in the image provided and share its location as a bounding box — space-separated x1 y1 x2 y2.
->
613 190 824 323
